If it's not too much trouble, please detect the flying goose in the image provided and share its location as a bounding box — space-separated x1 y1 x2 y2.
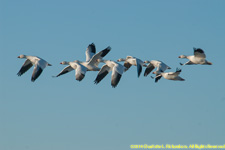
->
94 60 125 88
117 56 147 77
179 47 212 65
54 61 87 81
144 60 171 77
154 68 185 82
54 43 111 80
75 43 111 71
17 54 52 82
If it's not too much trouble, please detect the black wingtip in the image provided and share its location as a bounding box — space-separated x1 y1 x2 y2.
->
100 47 111 58
94 80 99 85
176 68 182 72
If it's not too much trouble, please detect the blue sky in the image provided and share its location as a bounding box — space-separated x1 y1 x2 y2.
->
1 0 225 150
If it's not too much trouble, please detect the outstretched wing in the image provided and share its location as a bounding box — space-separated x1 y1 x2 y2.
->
86 43 96 62
88 46 111 66
75 64 87 81
111 64 124 88
193 47 206 58
136 59 142 77
17 59 33 76
124 61 132 71
31 64 43 82
55 65 74 77
155 75 162 83
144 63 155 76
94 64 111 84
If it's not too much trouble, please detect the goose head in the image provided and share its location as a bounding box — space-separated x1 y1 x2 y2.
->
17 54 26 58
117 58 126 62
178 55 187 58
60 61 69 65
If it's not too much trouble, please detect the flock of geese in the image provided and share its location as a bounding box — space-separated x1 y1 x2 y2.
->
17 43 212 87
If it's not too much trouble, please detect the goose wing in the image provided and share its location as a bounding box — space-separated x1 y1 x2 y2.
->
31 64 43 82
55 65 74 77
194 47 206 58
144 63 155 76
111 64 124 88
85 43 96 62
31 59 49 82
75 64 87 81
88 46 111 66
17 59 33 76
94 64 111 84
136 59 142 77
155 75 162 83
124 61 132 71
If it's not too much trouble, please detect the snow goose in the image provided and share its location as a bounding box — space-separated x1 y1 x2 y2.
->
179 47 212 65
17 54 52 82
75 43 111 71
94 60 125 88
117 56 147 77
154 68 185 82
54 61 87 81
143 60 171 77
54 43 111 81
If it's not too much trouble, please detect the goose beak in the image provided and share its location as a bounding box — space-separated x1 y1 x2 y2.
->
60 62 62 64
17 56 20 58
48 64 52 66
178 56 181 58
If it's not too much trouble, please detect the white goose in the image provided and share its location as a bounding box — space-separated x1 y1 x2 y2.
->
179 47 212 65
80 43 111 71
94 60 125 88
117 56 147 77
72 43 111 71
154 68 185 82
17 54 52 82
54 43 111 80
144 60 171 77
55 61 87 81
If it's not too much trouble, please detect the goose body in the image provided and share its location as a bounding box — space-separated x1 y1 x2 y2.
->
117 56 146 77
55 61 87 81
144 60 171 77
154 68 185 82
94 60 125 88
179 48 212 65
17 54 52 82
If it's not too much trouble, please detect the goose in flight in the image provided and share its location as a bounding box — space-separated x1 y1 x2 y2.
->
76 43 111 71
17 54 52 82
54 61 87 81
154 68 185 82
54 43 111 80
94 60 125 88
144 60 171 77
117 56 147 77
178 47 212 65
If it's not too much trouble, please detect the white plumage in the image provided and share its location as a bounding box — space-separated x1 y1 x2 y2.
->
94 60 125 88
17 54 52 82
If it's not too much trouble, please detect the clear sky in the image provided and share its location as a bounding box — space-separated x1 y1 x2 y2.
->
1 0 225 150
